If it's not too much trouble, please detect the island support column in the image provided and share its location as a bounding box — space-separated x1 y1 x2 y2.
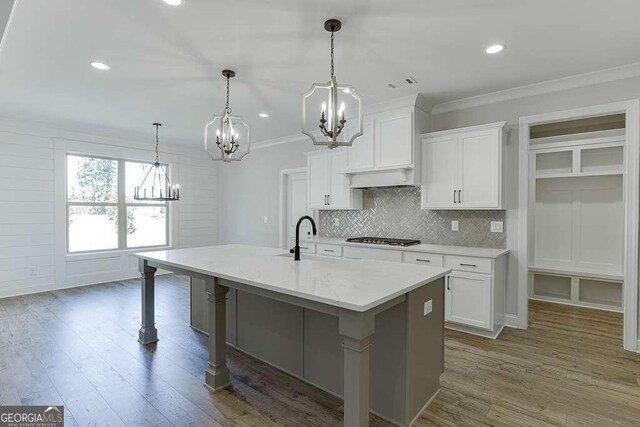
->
339 309 375 427
138 259 158 344
204 277 231 391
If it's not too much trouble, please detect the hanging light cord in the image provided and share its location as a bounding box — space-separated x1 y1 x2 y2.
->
154 124 160 165
330 29 335 77
225 75 231 113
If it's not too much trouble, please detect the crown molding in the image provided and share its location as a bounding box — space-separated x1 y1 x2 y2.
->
421 121 509 139
431 62 640 115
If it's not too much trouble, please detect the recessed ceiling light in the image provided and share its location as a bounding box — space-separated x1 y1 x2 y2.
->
485 44 505 54
162 0 182 5
90 61 110 70
259 113 269 118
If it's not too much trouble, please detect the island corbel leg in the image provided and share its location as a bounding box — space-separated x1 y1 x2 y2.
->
204 277 231 391
339 309 375 427
138 259 158 344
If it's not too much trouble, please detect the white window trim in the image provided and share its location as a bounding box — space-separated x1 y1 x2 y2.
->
54 138 181 287
65 154 170 254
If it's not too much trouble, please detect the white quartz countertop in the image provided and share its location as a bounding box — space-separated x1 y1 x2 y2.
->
135 244 449 313
300 236 509 259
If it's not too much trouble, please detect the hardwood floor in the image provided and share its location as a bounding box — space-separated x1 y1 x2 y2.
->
0 276 638 426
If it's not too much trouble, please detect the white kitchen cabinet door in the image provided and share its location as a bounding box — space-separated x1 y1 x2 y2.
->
307 154 330 209
346 118 375 170
459 131 501 208
375 110 413 168
445 272 492 330
328 150 349 208
422 135 459 208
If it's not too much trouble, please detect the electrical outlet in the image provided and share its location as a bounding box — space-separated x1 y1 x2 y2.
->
490 221 504 233
334 218 340 226
423 300 433 316
451 220 459 231
263 216 268 224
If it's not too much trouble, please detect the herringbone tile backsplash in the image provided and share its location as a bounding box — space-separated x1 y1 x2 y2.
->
319 187 506 248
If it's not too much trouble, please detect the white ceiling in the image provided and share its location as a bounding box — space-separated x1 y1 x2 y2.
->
2 0 640 147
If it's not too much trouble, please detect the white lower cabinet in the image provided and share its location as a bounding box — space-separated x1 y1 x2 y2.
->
445 272 492 330
299 241 507 338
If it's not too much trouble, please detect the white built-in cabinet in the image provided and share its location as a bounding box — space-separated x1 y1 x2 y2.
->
343 98 430 188
305 149 363 210
421 122 509 210
528 129 625 312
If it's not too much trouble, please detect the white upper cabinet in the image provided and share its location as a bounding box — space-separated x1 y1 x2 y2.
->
375 109 413 168
306 149 363 210
345 117 374 170
421 122 509 210
308 154 330 208
344 95 430 188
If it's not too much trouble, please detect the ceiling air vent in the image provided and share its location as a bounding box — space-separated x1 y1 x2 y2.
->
388 77 418 89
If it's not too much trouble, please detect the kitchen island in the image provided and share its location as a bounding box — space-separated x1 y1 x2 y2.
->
135 244 450 426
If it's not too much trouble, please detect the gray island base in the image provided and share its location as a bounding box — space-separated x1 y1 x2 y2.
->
136 245 448 426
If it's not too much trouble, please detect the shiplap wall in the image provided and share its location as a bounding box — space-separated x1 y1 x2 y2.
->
0 131 55 296
0 127 217 298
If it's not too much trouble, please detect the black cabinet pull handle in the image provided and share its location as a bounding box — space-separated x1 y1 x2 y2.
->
447 276 450 290
323 249 334 252
416 258 431 263
453 190 456 203
460 263 477 267
458 190 462 204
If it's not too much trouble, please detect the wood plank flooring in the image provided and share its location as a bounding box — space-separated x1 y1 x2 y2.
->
0 275 639 426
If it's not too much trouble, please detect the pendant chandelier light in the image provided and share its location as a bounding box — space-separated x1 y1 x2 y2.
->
134 123 180 201
204 69 251 162
302 19 363 149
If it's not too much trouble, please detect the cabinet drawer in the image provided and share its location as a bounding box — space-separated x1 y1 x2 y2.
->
445 256 492 274
343 246 402 262
299 243 316 254
317 244 342 257
403 251 444 266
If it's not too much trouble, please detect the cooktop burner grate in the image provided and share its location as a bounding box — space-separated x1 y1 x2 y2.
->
345 237 421 247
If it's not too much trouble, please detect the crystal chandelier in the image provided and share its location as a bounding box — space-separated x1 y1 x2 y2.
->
134 123 180 201
302 19 363 149
204 69 251 162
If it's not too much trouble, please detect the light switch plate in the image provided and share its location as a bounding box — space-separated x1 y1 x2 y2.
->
451 220 459 231
490 221 504 233
423 300 433 316
334 218 340 226
263 216 268 224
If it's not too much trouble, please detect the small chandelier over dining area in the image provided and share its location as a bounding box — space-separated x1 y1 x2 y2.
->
302 19 363 149
134 123 180 201
204 69 251 162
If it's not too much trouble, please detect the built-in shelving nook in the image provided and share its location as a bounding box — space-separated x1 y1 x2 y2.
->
528 114 625 312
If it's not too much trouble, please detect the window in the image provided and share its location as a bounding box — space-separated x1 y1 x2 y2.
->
66 155 169 253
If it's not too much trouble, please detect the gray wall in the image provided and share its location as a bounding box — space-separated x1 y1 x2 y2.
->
217 140 322 247
218 75 640 331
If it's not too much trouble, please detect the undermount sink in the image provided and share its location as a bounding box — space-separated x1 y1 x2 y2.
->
276 253 341 262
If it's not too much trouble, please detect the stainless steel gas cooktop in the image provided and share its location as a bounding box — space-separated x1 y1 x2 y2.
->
345 237 421 247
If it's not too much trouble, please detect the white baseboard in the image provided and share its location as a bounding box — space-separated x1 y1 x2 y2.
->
0 270 171 299
503 314 519 328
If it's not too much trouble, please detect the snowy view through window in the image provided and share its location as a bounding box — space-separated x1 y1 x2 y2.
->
67 155 168 252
